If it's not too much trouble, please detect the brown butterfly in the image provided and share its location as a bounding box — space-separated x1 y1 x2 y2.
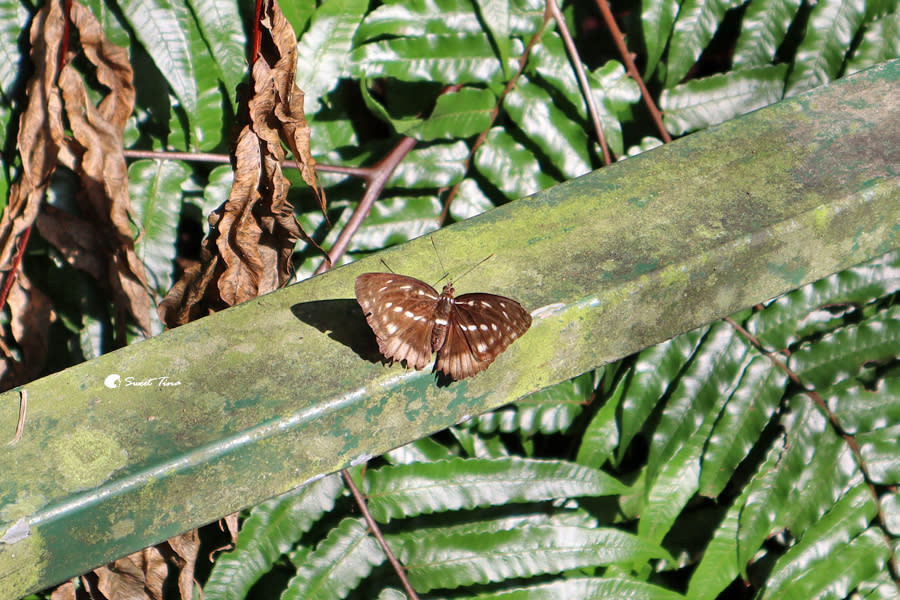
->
355 273 532 380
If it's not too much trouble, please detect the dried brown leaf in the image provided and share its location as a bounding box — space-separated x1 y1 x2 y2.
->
158 253 224 326
160 0 328 328
222 512 240 546
35 205 104 279
50 579 77 600
3 0 152 356
0 0 65 270
3 273 55 388
166 529 201 600
95 547 167 600
56 7 152 335
261 0 325 216
212 126 306 306
0 337 23 391
70 2 133 131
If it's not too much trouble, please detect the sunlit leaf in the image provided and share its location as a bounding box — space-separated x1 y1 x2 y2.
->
661 65 788 135
296 0 369 114
785 0 867 96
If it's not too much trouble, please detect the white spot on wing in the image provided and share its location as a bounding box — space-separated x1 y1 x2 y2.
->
480 324 489 331
404 310 415 318
393 306 403 313
435 318 448 326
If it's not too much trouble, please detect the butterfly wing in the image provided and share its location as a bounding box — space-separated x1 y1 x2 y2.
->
435 293 532 379
355 273 441 370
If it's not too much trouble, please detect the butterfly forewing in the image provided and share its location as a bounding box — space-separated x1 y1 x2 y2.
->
355 273 441 370
355 272 531 380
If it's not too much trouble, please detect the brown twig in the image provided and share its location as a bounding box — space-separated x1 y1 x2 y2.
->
342 470 421 600
546 0 612 165
723 316 886 528
314 136 418 274
438 11 553 225
251 0 263 64
0 227 31 311
121 149 372 177
592 0 672 143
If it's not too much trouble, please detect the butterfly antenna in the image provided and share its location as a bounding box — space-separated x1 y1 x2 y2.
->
453 254 494 285
379 258 395 273
431 237 450 284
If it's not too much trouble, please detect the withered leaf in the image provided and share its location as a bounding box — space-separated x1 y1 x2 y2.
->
55 3 153 336
0 1 64 271
35 204 104 280
2 272 55 389
0 0 65 386
258 0 326 216
165 529 201 600
2 0 154 370
49 579 77 600
160 0 327 328
94 547 167 600
206 512 241 560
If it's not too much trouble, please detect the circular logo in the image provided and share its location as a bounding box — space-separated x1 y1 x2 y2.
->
104 374 121 389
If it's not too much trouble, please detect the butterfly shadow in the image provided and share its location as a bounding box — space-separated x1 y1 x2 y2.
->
290 299 462 386
290 299 387 365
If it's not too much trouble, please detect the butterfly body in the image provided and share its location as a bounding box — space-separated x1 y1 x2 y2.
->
355 273 531 380
430 283 454 352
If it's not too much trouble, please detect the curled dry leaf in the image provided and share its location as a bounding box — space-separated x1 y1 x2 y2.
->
49 579 77 600
212 512 241 559
50 579 76 600
0 1 64 269
258 0 326 217
159 0 327 328
93 547 168 600
165 529 201 600
1 0 153 388
54 2 153 336
0 0 65 388
35 204 104 280
6 273 55 386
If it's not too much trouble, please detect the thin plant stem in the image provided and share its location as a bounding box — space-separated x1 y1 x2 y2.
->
342 469 421 600
546 0 612 165
592 0 672 143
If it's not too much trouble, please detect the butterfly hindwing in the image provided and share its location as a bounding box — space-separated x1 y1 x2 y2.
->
355 273 440 370
434 311 490 379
